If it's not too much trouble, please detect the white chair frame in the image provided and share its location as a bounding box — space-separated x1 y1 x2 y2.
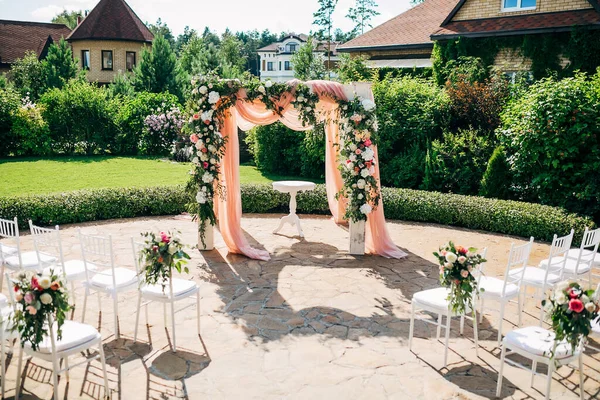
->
0 217 22 290
79 231 138 340
131 239 200 352
563 227 600 285
1 283 16 399
478 239 533 346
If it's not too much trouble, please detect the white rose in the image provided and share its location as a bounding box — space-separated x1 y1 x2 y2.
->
585 302 596 313
200 153 209 161
202 172 213 184
359 203 372 215
361 99 376 111
458 256 467 264
445 252 458 263
257 86 266 94
356 179 366 189
265 80 273 88
297 96 305 102
210 158 216 164
352 169 359 176
361 148 375 161
556 281 570 292
196 191 207 204
581 294 590 304
555 291 567 305
40 293 53 305
360 168 370 178
200 110 213 121
208 145 216 153
349 144 357 152
199 86 208 94
208 91 220 104
192 157 199 164
39 276 51 289
168 244 177 255
357 193 364 200
346 162 354 170
349 154 357 162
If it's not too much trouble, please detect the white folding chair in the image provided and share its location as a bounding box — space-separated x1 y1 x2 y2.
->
496 328 584 400
557 227 600 286
132 239 200 352
0 217 56 290
5 276 111 400
408 251 483 368
510 230 574 324
585 283 600 352
79 231 138 340
1 284 16 399
477 238 534 346
29 221 98 306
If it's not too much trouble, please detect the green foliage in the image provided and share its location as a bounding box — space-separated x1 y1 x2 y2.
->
42 38 78 91
300 126 326 179
108 71 135 98
313 0 339 76
10 103 52 156
10 52 47 100
2 184 593 244
245 122 304 176
134 35 180 99
480 146 512 200
40 81 117 154
498 71 600 220
291 37 326 81
336 54 372 83
51 10 83 29
219 32 247 76
147 19 176 49
429 128 495 195
114 91 181 154
0 88 21 156
346 0 380 36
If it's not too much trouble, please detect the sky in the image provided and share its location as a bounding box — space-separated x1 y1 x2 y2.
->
1 0 413 36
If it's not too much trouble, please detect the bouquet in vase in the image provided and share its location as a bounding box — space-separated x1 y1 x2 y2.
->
10 271 71 351
139 231 191 291
434 242 486 314
542 281 599 357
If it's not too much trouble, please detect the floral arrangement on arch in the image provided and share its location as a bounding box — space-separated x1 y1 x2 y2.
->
10 271 70 351
542 281 599 357
138 231 190 290
434 242 486 314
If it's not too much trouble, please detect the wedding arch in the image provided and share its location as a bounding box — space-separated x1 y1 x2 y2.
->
185 74 406 261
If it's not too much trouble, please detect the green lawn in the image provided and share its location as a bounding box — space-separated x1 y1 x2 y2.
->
0 157 322 196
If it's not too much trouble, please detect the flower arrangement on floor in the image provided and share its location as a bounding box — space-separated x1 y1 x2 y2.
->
542 281 599 356
138 231 190 290
434 242 486 314
10 271 70 351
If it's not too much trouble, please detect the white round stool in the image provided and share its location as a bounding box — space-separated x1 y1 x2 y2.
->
272 181 316 238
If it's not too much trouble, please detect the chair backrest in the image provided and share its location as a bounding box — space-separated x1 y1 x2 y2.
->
546 229 574 281
0 217 21 265
131 237 174 297
78 230 116 287
573 228 600 272
29 221 66 279
474 248 489 281
504 237 535 295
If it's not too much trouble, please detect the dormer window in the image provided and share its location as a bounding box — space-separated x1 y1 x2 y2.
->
502 0 536 11
286 42 298 53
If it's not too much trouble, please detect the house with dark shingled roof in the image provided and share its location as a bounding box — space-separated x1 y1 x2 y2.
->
338 0 600 74
67 0 153 84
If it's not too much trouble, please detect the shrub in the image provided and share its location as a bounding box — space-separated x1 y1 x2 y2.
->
10 51 46 100
141 105 184 156
40 81 117 155
245 122 304 176
10 101 52 156
480 146 512 199
42 38 78 91
498 72 600 220
0 88 20 156
300 125 326 180
1 184 593 244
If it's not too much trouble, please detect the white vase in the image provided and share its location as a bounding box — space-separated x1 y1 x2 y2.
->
349 219 366 255
198 219 214 251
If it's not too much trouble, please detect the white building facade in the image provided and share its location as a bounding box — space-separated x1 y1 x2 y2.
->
257 34 340 83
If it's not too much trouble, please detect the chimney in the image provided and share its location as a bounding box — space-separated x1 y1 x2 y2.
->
77 16 82 25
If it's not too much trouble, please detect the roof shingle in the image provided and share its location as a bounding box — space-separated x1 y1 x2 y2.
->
0 20 72 65
67 0 153 42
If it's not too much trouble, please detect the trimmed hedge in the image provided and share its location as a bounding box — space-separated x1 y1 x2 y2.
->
0 184 594 243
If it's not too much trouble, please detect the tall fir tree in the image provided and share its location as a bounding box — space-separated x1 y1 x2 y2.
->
313 0 338 79
43 38 78 90
134 34 180 99
346 0 380 36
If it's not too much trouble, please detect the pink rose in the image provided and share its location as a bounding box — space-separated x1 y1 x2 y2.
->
201 148 208 153
203 162 209 169
568 299 584 313
15 291 23 302
26 305 37 315
192 114 200 120
190 134 199 144
355 149 362 155
460 270 469 278
24 292 34 304
364 139 372 147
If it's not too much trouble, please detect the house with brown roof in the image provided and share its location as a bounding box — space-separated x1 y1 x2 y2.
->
339 0 600 76
0 20 72 73
67 0 153 84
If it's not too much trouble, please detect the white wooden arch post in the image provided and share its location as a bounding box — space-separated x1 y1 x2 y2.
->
197 82 374 255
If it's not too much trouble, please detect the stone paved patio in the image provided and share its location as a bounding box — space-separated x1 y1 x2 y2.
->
1 214 599 399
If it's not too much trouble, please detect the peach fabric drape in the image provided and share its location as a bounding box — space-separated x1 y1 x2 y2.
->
216 80 406 260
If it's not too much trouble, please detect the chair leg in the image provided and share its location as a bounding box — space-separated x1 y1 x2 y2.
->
472 310 479 358
134 292 142 342
496 343 506 397
460 315 465 335
15 344 24 399
197 291 201 335
479 298 485 324
1 330 5 400
436 314 442 340
64 357 70 381
163 303 167 328
82 287 88 323
51 354 60 400
98 341 110 399
517 293 523 327
531 361 537 387
443 313 451 368
579 352 585 400
545 361 554 400
170 299 177 353
70 281 76 306
408 302 415 351
498 302 505 347
113 293 119 340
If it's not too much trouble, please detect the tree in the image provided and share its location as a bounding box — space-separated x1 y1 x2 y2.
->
134 34 180 98
51 10 83 29
346 0 380 36
336 53 371 83
219 31 247 75
334 28 355 43
148 19 176 49
10 51 46 99
313 0 338 78
291 37 326 81
175 26 196 54
43 38 78 90
411 0 425 4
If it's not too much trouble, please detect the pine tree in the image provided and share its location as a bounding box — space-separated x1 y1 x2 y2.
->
346 0 380 36
43 38 78 90
291 37 326 81
480 146 512 199
134 34 180 98
313 0 338 79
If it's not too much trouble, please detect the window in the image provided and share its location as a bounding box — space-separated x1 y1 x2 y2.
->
262 60 266 71
279 61 281 70
287 43 297 52
101 50 113 70
267 62 274 71
284 61 292 71
126 51 136 71
81 50 90 70
502 0 536 11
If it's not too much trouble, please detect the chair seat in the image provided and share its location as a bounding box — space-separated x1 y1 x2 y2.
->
538 257 566 270
44 260 97 281
566 249 600 266
0 243 17 256
505 326 577 360
539 257 591 275
25 320 100 354
141 278 198 300
4 251 56 270
509 267 560 286
88 267 137 290
479 276 519 298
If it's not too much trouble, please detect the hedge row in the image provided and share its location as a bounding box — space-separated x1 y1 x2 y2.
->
0 184 594 243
